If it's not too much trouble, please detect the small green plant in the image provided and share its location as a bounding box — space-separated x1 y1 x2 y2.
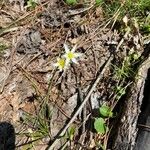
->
112 63 130 80
114 85 126 100
66 125 76 141
141 14 150 33
94 105 113 134
65 0 77 5
112 52 139 100
0 43 7 54
95 0 103 6
22 103 51 145
94 117 106 134
112 52 139 81
21 142 34 150
27 0 38 9
142 24 150 33
99 104 113 118
101 0 150 27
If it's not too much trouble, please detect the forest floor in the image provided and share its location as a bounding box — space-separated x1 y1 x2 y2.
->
0 0 150 150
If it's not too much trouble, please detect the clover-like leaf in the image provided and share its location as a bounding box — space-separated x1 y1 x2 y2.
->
99 105 113 118
94 118 106 134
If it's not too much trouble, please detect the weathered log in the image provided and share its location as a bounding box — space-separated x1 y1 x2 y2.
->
113 53 150 150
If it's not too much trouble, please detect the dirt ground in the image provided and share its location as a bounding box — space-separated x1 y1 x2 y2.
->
0 0 150 150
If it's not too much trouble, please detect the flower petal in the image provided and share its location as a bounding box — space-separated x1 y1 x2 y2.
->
64 43 70 53
72 58 78 64
74 52 82 58
53 63 58 67
64 62 70 70
62 53 67 59
71 44 77 52
65 58 70 66
58 67 63 72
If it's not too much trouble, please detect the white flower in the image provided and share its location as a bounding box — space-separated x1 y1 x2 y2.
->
63 43 82 65
53 44 82 71
54 57 67 71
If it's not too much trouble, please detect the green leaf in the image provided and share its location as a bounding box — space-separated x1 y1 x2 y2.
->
67 126 76 140
99 105 113 118
95 0 103 6
142 25 150 33
94 118 106 134
27 0 37 8
132 53 139 61
65 0 77 5
0 43 7 53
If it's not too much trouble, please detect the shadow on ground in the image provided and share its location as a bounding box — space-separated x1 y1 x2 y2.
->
0 122 15 150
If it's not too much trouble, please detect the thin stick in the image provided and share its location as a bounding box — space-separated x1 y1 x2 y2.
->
46 56 112 150
138 124 150 130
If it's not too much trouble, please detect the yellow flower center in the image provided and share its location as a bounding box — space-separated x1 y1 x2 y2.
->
58 58 65 68
67 52 74 60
